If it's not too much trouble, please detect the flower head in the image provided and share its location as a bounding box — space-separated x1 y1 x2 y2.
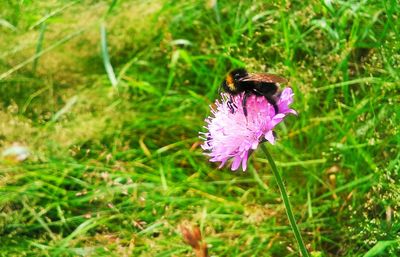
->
201 88 296 171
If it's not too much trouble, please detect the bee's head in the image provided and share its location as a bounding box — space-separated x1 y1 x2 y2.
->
222 68 248 93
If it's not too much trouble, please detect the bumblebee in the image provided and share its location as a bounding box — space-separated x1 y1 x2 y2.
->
221 68 287 116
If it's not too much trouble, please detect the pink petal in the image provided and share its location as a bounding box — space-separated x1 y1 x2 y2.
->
231 155 242 171
241 151 249 171
265 130 275 144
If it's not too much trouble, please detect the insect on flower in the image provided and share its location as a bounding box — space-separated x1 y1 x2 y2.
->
222 68 288 116
200 86 296 171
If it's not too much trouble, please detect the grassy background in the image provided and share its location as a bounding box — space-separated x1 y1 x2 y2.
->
0 0 399 256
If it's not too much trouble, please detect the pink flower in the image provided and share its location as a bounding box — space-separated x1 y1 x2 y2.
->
200 88 296 171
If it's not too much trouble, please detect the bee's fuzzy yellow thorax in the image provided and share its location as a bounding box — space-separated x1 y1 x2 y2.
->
226 75 235 91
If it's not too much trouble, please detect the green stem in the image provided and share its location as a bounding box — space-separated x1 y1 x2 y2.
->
260 144 310 257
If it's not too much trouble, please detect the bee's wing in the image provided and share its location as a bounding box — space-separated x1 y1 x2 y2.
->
239 73 288 84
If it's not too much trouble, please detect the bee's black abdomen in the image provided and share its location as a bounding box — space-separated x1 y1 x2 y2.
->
253 82 278 95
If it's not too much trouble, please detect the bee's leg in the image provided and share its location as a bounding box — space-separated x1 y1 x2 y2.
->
230 95 237 109
272 103 279 115
265 95 279 114
227 97 236 114
227 95 238 114
242 91 251 117
227 101 234 113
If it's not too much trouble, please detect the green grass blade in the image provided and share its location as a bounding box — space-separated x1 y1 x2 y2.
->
100 23 118 88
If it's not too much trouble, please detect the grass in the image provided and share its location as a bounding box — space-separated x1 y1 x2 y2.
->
0 0 399 256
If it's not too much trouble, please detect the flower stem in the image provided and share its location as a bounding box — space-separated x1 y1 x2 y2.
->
260 144 310 257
